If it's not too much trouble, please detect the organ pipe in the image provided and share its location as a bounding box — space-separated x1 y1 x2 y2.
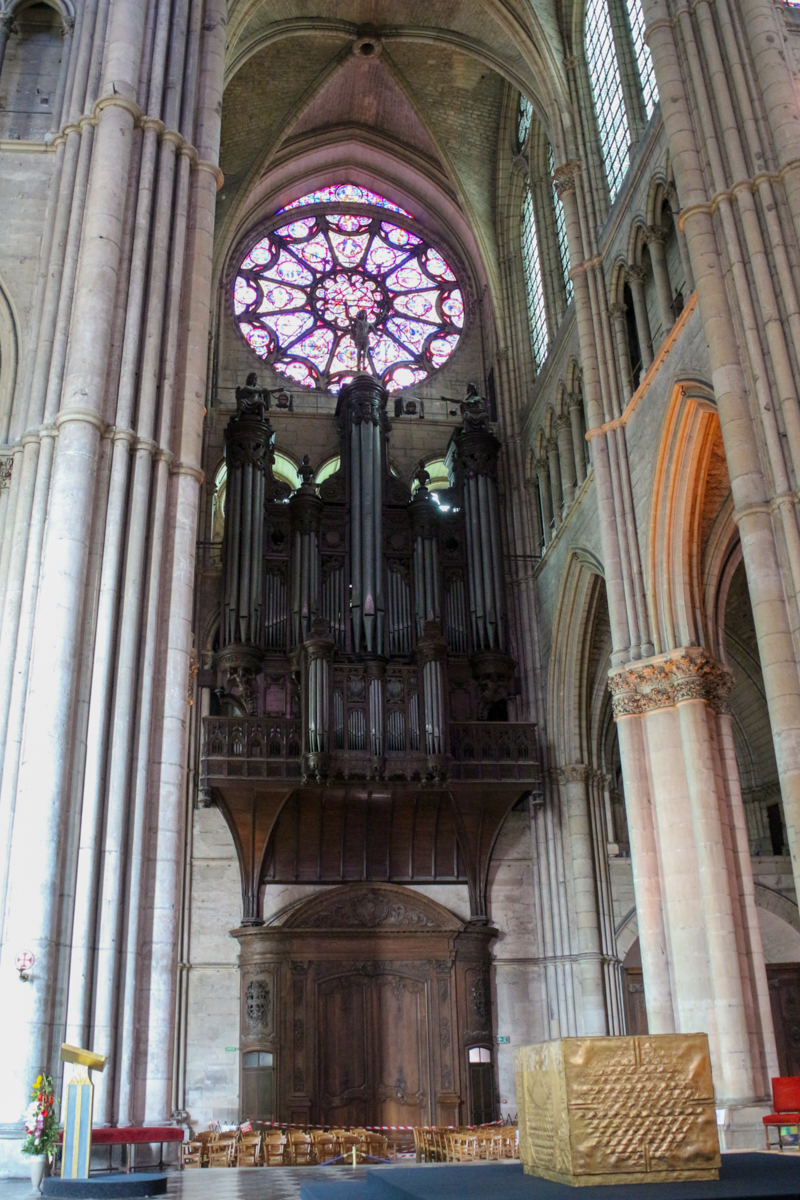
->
338 375 387 654
289 475 323 646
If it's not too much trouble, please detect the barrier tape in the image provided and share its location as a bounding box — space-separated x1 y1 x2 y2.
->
223 1119 509 1134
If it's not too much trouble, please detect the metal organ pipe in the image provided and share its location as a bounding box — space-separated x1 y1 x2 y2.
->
340 375 386 654
289 482 322 647
410 484 441 637
454 408 506 653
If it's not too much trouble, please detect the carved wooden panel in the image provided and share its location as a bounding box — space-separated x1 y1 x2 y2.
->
318 974 370 1126
235 883 496 1126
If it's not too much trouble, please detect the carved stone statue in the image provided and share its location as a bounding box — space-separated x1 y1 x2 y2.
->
235 372 269 419
460 382 490 432
298 454 315 487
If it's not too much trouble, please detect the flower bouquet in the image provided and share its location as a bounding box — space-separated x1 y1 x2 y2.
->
22 1074 59 1159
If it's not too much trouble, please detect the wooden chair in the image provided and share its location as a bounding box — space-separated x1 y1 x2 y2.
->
180 1142 202 1169
311 1133 338 1164
236 1134 261 1167
194 1130 217 1166
335 1131 360 1159
502 1130 519 1159
207 1141 234 1168
263 1132 287 1166
362 1134 388 1161
764 1077 800 1150
287 1130 314 1165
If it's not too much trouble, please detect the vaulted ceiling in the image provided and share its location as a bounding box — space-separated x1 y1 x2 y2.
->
216 1 570 302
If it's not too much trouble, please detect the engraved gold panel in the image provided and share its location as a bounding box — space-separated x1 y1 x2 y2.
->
514 1034 720 1186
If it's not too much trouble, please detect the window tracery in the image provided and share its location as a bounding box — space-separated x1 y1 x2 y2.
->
625 0 658 119
234 197 464 394
585 0 631 202
522 185 549 371
549 144 573 305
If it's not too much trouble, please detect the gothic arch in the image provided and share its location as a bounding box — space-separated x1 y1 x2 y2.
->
547 549 605 765
647 378 726 654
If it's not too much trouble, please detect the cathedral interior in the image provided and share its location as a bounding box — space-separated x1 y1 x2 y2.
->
2 0 800 1172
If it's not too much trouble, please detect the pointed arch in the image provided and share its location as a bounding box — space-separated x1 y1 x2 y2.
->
547 549 605 765
647 379 732 654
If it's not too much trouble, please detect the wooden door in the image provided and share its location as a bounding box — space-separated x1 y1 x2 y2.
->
768 964 800 1077
373 973 430 1127
318 974 370 1126
623 967 649 1035
469 1063 494 1125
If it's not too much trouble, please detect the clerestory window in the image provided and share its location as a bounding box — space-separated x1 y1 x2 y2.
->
585 0 659 201
521 184 549 371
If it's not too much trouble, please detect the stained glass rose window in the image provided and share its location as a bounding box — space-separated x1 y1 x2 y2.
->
233 186 464 393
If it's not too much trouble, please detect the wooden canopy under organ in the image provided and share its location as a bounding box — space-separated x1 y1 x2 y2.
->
200 372 539 1124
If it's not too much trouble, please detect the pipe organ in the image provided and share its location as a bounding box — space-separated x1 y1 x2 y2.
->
213 372 518 781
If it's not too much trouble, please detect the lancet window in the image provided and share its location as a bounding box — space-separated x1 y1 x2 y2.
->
233 185 464 394
521 184 549 371
585 0 659 201
549 144 573 305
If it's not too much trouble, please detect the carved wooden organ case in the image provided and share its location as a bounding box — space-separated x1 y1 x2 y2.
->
200 373 539 1124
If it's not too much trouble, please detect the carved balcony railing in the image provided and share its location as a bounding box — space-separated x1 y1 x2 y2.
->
448 722 539 783
201 717 539 785
202 717 303 781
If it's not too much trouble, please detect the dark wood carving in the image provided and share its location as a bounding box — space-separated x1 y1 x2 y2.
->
235 882 495 1127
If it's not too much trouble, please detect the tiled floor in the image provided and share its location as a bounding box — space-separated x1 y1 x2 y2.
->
0 1167 370 1200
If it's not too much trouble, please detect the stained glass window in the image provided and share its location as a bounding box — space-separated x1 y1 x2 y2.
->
586 0 631 201
234 204 464 393
278 183 412 218
549 144 573 305
518 96 533 149
626 0 658 119
522 184 548 371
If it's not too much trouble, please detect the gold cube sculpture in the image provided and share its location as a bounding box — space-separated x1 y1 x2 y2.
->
515 1034 720 1186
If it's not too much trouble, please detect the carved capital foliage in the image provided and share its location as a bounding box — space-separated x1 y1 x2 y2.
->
608 650 733 717
608 303 628 320
560 764 590 784
552 159 581 198
0 457 12 491
645 224 668 245
626 265 646 285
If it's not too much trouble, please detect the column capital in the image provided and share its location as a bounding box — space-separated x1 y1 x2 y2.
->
608 302 628 320
560 763 590 784
626 265 646 285
645 224 668 245
608 648 733 717
552 159 582 198
0 456 12 491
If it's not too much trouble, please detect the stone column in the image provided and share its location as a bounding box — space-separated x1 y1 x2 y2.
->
536 457 553 542
610 683 676 1034
609 305 635 401
568 394 588 486
0 0 149 1124
609 650 776 1110
562 765 608 1035
556 416 577 508
626 267 654 369
546 438 563 527
645 225 675 334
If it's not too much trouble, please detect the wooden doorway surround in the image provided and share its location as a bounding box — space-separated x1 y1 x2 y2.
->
234 882 496 1127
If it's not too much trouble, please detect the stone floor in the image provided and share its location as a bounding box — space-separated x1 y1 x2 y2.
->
0 1168 371 1200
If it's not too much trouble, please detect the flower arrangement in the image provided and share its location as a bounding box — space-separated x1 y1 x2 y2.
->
22 1074 59 1158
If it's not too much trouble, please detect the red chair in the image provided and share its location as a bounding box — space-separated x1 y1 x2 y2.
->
763 1077 800 1149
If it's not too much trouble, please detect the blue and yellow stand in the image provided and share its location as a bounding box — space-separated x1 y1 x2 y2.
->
59 1044 107 1180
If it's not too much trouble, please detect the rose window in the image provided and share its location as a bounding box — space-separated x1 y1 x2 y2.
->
233 185 464 393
